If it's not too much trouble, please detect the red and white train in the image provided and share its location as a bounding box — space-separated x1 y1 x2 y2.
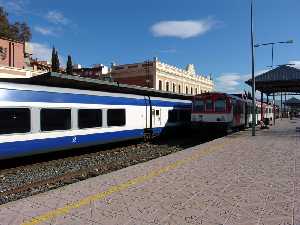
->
191 92 275 132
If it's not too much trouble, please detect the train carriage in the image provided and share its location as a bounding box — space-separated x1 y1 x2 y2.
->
0 82 191 160
191 92 247 132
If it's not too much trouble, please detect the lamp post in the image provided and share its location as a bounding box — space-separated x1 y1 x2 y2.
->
254 40 293 68
251 0 256 136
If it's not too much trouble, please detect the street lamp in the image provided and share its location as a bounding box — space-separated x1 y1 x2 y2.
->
251 0 256 136
254 40 293 68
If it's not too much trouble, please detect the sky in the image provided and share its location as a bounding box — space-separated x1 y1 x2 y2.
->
1 0 300 94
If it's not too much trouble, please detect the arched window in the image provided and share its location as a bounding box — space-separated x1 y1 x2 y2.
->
186 86 188 94
166 82 169 92
172 83 176 92
178 85 181 93
191 87 193 95
195 88 198 94
158 80 162 91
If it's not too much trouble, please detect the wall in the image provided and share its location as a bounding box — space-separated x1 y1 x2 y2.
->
0 38 25 69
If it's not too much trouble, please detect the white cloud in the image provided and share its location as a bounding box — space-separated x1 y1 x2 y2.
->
34 26 55 36
215 69 270 93
215 73 243 93
289 60 300 69
150 18 216 39
28 42 64 65
28 42 52 62
0 0 28 14
46 10 69 25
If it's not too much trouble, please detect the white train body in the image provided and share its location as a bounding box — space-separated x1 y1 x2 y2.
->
0 82 191 159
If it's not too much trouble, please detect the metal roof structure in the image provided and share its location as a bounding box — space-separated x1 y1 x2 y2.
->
284 97 300 106
245 65 300 94
0 72 192 100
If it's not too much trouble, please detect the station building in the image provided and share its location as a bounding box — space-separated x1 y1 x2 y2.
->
0 37 45 78
110 58 214 94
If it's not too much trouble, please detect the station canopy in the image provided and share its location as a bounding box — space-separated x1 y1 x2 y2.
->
284 97 300 107
246 65 300 94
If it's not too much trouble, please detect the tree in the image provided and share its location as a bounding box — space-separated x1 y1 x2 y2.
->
66 55 73 75
18 22 31 42
51 47 57 72
0 7 31 42
0 7 10 39
55 51 60 72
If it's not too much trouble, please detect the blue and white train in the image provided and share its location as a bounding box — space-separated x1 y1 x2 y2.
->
0 82 191 160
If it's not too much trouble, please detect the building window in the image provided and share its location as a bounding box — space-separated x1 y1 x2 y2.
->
166 82 169 92
107 109 126 126
178 85 181 93
195 88 198 94
128 65 138 69
158 80 162 91
41 109 71 131
191 87 193 95
173 83 176 92
78 109 102 129
186 86 188 94
0 108 30 135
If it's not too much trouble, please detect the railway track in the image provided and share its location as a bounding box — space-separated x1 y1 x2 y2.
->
0 133 219 205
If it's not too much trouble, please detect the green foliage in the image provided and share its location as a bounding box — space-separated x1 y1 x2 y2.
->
0 7 31 42
66 55 73 75
51 47 60 72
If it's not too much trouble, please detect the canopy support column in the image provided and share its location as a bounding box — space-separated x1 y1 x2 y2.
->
281 92 283 120
273 93 275 125
284 92 287 117
261 91 263 124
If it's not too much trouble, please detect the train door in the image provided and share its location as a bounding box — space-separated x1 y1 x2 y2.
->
152 107 162 127
144 96 152 137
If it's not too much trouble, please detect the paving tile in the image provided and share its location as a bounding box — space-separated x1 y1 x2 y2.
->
205 197 235 222
225 206 258 225
0 207 33 225
1 119 299 225
258 216 293 225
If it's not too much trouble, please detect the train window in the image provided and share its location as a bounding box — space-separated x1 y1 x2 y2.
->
41 109 71 131
179 110 191 122
78 109 102 129
215 99 226 112
194 100 204 112
168 110 177 122
0 108 30 135
107 109 126 126
206 99 213 111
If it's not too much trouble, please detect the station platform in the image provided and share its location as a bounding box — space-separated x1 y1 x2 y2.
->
1 118 300 225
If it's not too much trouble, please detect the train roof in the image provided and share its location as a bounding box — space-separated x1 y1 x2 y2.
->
194 92 245 100
0 72 192 101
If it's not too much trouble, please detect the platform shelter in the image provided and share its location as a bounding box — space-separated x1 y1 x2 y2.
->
246 65 300 123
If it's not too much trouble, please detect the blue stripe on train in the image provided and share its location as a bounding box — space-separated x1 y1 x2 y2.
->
0 127 164 160
0 89 191 108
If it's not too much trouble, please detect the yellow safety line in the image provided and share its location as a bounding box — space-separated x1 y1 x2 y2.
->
21 141 228 225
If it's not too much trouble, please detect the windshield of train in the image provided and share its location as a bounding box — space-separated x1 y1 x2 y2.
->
215 99 226 112
194 99 204 112
205 99 213 111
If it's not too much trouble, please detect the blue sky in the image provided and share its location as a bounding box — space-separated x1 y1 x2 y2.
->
1 0 300 93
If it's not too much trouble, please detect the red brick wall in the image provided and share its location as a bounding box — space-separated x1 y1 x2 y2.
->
0 38 25 68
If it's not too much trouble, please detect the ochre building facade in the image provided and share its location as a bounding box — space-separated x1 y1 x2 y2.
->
110 58 214 94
